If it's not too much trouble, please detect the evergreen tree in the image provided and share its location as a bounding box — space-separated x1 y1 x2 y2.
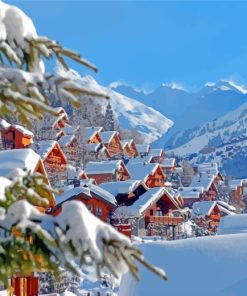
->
104 102 115 131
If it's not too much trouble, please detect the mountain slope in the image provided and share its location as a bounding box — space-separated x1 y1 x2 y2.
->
170 100 247 177
56 70 173 144
112 80 247 149
111 83 198 120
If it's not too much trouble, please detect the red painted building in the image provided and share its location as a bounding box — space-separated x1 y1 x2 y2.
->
0 120 33 150
85 160 130 184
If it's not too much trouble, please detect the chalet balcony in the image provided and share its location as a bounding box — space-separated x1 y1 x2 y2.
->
146 215 184 226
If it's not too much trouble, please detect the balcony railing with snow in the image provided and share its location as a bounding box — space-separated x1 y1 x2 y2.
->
146 216 184 226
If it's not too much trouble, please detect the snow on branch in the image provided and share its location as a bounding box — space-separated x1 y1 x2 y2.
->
0 1 109 126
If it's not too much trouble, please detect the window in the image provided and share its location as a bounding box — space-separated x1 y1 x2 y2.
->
150 209 153 216
87 204 93 212
96 206 103 217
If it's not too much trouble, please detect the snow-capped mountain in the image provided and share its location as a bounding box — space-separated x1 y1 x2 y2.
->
111 83 197 120
112 80 247 149
170 100 247 178
156 80 247 149
56 69 173 144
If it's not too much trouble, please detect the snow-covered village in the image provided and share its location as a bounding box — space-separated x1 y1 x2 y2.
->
1 1 247 296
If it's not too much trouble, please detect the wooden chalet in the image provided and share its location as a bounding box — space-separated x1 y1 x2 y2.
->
85 160 130 184
0 148 55 210
161 158 176 175
128 139 139 157
100 131 123 157
52 107 69 129
113 187 184 238
86 127 104 144
33 140 68 177
99 180 149 206
58 134 78 163
190 173 219 201
0 120 33 150
217 200 236 217
121 140 133 158
178 186 204 208
40 107 69 139
191 201 221 232
61 124 80 135
136 144 150 157
126 162 166 188
149 149 164 163
85 143 111 161
50 183 117 222
228 179 245 213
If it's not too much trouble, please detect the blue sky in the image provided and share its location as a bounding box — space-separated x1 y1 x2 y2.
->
8 0 247 91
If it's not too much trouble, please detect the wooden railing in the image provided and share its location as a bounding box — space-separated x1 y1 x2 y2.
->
146 216 184 225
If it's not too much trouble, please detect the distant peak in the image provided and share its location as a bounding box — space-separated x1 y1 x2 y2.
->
204 80 247 94
161 82 186 91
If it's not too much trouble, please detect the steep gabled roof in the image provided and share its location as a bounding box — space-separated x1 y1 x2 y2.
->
0 119 33 137
33 140 67 163
161 158 176 168
86 127 103 141
136 144 150 154
85 160 129 175
115 187 179 217
126 162 163 182
191 201 219 218
127 155 154 165
149 148 163 158
55 185 91 205
61 124 80 135
58 134 76 148
190 173 215 191
0 148 42 177
99 180 148 196
100 131 118 144
178 186 204 199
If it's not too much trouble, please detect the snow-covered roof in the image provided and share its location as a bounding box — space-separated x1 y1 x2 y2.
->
149 148 163 157
178 187 204 199
126 162 162 182
217 200 236 212
55 185 91 205
196 162 219 176
58 134 76 147
53 106 67 114
0 119 33 137
32 140 57 159
190 173 215 191
161 158 176 168
100 131 118 144
81 180 117 206
121 140 130 149
86 127 103 141
228 179 243 191
85 160 128 175
218 214 247 235
115 187 177 217
61 125 80 135
127 155 153 165
86 143 103 153
99 180 148 196
136 144 150 154
0 148 42 177
191 201 217 218
218 206 235 216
